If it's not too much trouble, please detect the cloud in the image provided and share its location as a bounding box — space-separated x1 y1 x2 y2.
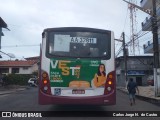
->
0 0 148 59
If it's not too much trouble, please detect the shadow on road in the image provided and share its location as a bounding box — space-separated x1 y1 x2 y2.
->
50 104 106 111
45 105 111 117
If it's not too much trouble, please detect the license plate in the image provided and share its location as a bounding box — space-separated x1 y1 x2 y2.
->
72 89 85 94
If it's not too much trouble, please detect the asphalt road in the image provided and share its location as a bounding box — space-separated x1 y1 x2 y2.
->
0 87 160 120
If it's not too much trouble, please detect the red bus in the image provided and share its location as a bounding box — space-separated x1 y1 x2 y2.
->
39 27 116 105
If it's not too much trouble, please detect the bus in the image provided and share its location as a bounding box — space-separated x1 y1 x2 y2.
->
39 27 116 105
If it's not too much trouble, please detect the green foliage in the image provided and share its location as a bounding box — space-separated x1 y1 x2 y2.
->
4 74 33 85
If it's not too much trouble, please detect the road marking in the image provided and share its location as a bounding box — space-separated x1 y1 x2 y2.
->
0 94 9 98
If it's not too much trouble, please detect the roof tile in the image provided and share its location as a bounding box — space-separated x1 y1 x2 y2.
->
0 60 37 67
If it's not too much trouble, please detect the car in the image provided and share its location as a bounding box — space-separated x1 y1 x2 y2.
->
147 75 154 86
28 78 37 87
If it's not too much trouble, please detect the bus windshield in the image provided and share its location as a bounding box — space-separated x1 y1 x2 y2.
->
47 32 111 58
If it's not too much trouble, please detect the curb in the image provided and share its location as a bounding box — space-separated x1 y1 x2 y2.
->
136 95 160 104
117 88 160 105
0 88 27 95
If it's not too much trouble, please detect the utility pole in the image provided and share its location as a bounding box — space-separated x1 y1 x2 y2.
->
152 0 160 97
122 32 128 86
123 0 160 97
123 32 128 88
0 27 2 49
115 32 128 87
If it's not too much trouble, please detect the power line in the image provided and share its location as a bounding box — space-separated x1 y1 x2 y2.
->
1 44 40 48
115 30 151 57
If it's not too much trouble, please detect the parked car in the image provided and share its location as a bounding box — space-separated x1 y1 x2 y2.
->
28 78 37 87
147 75 154 86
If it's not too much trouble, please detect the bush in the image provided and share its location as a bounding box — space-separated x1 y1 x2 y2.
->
4 74 33 85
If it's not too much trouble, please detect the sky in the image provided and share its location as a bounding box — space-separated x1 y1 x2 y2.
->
0 0 152 60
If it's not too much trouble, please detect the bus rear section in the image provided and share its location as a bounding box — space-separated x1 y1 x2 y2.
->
39 27 116 105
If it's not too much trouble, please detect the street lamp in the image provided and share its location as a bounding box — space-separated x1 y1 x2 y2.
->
7 53 16 59
0 51 15 59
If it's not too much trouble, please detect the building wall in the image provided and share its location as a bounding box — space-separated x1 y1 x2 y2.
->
0 65 38 74
116 71 126 87
32 64 38 72
142 0 160 54
116 57 153 87
19 67 33 74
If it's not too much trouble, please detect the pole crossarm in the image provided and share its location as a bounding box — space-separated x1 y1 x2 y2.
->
123 0 153 16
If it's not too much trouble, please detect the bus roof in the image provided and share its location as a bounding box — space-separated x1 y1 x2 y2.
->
43 27 112 33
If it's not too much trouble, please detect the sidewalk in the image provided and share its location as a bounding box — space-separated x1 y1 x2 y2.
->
0 85 27 95
117 86 160 104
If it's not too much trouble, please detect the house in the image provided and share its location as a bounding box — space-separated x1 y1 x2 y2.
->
0 57 39 74
116 56 153 87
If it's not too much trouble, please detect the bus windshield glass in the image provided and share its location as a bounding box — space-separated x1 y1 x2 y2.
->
47 31 111 58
